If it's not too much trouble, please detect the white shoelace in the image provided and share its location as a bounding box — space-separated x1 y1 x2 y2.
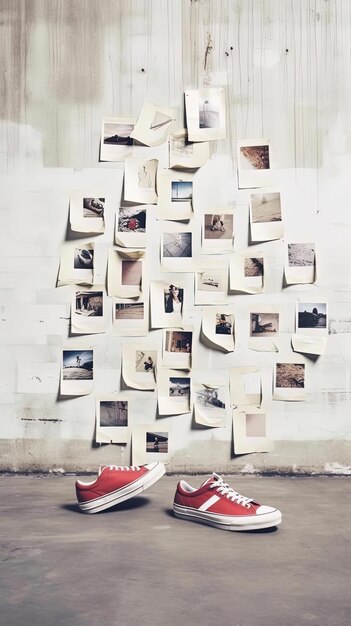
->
210 474 253 508
106 465 140 471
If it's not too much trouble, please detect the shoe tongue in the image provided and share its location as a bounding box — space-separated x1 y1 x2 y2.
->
98 465 109 476
200 472 222 487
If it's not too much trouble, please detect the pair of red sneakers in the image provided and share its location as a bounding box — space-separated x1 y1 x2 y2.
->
75 463 282 531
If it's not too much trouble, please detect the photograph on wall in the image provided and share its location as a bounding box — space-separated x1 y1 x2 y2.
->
160 225 194 272
95 398 129 444
150 280 185 329
285 242 316 285
195 264 228 305
112 299 148 337
163 329 192 369
100 117 135 161
70 189 105 234
169 130 210 169
249 191 283 242
202 212 234 254
158 368 191 415
229 253 264 294
201 308 234 353
185 88 226 142
124 158 158 204
233 408 272 454
292 301 328 355
193 377 229 428
273 360 306 401
60 349 94 396
248 306 280 352
130 101 175 147
57 242 95 286
237 139 272 188
71 288 110 335
157 170 194 220
115 205 147 248
132 422 171 465
107 249 144 298
230 366 261 408
122 343 158 391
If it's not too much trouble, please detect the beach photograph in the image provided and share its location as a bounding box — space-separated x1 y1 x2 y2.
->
244 257 263 277
62 350 93 380
239 144 270 170
251 192 281 223
171 181 193 202
288 243 315 267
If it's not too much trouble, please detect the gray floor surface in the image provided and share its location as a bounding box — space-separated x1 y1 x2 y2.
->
1 474 350 626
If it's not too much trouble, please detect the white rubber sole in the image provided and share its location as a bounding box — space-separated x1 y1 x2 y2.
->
79 463 166 514
173 503 282 531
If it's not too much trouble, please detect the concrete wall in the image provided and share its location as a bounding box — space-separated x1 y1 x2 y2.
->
1 0 351 474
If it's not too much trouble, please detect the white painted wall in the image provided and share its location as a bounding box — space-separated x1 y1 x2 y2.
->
0 0 350 473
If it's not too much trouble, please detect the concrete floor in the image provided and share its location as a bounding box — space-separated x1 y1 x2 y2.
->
0 475 349 626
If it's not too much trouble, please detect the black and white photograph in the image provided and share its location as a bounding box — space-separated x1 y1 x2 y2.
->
196 384 226 409
288 243 315 267
70 191 105 235
194 379 228 428
103 121 134 145
239 144 270 170
204 213 233 239
75 291 103 317
198 95 220 128
251 192 281 223
99 400 128 427
244 257 263 277
83 197 105 218
164 284 183 314
171 180 193 202
215 313 233 335
135 350 157 374
117 207 146 233
146 431 169 453
185 88 226 141
162 232 192 257
198 271 223 291
62 350 93 380
169 377 190 398
250 313 279 337
297 303 327 329
74 247 94 270
275 363 305 388
115 302 144 320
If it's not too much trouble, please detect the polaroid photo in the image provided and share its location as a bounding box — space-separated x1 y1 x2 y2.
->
273 360 306 401
185 88 226 142
250 190 283 242
233 408 272 454
157 170 194 221
230 366 261 408
132 423 171 466
122 344 157 390
71 287 110 335
229 253 264 294
201 308 234 353
100 117 135 162
162 329 192 369
150 281 185 329
202 212 234 254
115 205 147 248
249 309 279 352
95 397 129 444
58 242 95 286
192 373 229 428
169 130 210 169
113 298 148 337
70 190 105 234
292 301 328 355
158 368 191 415
237 139 272 189
195 262 228 305
124 158 158 204
61 349 94 396
107 249 144 298
285 242 316 285
130 102 175 147
161 225 194 272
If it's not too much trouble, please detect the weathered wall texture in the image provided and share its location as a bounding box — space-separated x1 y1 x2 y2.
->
0 0 350 474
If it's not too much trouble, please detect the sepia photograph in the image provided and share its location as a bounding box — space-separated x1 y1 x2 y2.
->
165 330 192 353
215 313 233 335
83 197 105 218
164 284 183 314
169 377 190 398
103 121 134 145
239 144 270 170
246 413 266 438
118 207 146 233
198 95 220 128
115 302 144 320
198 271 224 291
74 247 94 269
99 400 128 427
196 385 226 409
146 431 169 453
162 232 192 257
244 257 264 277
62 350 93 380
275 363 305 388
297 303 327 329
288 243 315 267
135 350 157 373
75 291 103 316
171 181 193 202
250 313 279 337
251 192 281 223
121 260 142 286
204 213 233 239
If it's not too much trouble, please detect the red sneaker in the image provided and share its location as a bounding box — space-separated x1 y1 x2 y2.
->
76 462 165 514
173 472 282 531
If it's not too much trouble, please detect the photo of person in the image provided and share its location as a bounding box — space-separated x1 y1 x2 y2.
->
62 350 93 380
215 313 233 335
164 285 183 313
83 198 105 218
165 330 192 353
146 431 169 453
204 213 233 239
250 313 279 337
75 291 103 316
135 350 157 373
74 248 94 269
297 303 327 329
